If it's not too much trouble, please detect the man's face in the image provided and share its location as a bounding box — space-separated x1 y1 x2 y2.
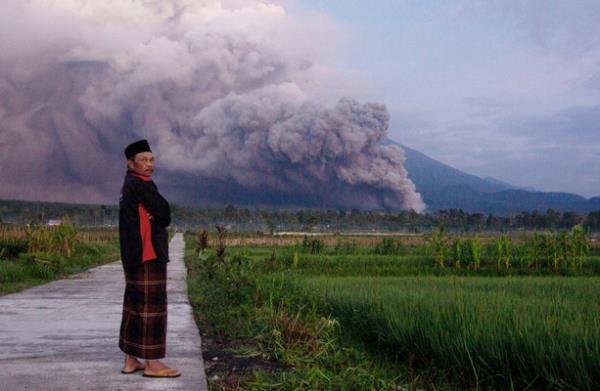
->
127 151 154 177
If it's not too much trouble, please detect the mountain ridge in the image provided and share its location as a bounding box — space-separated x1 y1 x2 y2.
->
382 139 599 214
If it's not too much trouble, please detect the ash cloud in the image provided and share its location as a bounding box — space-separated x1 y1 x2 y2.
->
0 0 425 211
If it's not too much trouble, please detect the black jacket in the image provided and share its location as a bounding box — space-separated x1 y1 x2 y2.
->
119 171 171 269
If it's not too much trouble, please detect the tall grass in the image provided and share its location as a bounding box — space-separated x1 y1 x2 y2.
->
26 221 77 257
295 275 600 390
0 226 29 259
228 245 600 277
184 229 600 390
183 233 412 390
76 228 119 243
0 224 119 295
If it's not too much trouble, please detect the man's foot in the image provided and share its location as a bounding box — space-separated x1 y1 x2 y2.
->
143 359 181 377
121 354 146 374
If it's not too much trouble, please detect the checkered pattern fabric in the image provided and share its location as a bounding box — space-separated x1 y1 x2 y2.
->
118 261 167 359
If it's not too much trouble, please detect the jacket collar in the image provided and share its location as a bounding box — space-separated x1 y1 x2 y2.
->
127 170 152 182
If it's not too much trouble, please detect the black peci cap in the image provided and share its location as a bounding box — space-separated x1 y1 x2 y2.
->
124 139 152 160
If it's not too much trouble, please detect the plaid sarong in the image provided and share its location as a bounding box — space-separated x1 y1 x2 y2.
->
118 261 167 359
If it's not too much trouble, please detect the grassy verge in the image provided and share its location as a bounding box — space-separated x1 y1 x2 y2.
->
0 226 119 296
184 233 429 391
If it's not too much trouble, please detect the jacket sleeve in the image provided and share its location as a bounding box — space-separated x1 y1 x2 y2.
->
131 180 171 227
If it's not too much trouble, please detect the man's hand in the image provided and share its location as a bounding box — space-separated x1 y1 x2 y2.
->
147 212 154 220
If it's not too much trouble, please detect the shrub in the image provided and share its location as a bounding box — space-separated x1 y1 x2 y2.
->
373 237 403 255
301 235 324 254
0 238 28 259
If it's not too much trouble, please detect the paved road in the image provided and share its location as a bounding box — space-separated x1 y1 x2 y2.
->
0 233 208 390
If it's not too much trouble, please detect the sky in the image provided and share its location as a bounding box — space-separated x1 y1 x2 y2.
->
0 0 598 206
290 0 600 198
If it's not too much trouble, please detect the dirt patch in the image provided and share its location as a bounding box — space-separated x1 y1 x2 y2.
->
201 334 288 388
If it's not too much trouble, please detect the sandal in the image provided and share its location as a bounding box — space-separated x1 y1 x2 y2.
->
121 358 145 374
121 366 145 374
143 368 181 378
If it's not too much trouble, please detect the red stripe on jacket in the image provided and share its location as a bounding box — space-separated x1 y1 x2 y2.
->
139 203 157 263
130 173 157 263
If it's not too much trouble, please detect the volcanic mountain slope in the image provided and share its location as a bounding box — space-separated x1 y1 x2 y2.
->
381 139 600 214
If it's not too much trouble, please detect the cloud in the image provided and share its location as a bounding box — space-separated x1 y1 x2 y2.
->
375 1 600 198
399 103 600 198
0 0 424 211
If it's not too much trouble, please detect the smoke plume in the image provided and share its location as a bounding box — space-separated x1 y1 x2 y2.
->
0 0 425 211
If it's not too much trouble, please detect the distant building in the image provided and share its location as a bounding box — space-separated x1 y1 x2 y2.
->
47 219 61 226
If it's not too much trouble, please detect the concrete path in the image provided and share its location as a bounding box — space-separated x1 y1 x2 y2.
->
0 233 208 390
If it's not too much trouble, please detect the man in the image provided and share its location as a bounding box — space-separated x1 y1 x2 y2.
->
118 139 180 378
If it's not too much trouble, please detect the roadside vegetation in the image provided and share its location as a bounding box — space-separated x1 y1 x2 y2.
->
0 222 119 295
185 227 600 390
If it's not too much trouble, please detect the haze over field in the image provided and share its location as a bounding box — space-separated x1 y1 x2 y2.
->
0 0 424 211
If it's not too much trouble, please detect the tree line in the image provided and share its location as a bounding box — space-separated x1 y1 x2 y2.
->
1 199 600 232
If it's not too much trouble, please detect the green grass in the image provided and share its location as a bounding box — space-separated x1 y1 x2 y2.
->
0 241 119 296
228 245 600 278
184 235 421 391
291 275 600 390
186 232 600 390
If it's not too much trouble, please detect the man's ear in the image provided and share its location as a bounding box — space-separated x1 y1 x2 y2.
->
127 159 135 170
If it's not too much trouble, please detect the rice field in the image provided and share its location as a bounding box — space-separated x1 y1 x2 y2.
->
211 231 600 390
291 275 600 390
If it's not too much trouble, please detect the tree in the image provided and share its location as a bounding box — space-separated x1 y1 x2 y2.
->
451 238 462 268
585 211 600 231
570 225 589 270
304 215 318 231
545 208 560 229
470 236 481 271
495 235 511 271
468 213 485 231
429 223 448 268
266 219 276 235
223 204 237 220
486 213 501 230
561 212 581 229
350 208 361 218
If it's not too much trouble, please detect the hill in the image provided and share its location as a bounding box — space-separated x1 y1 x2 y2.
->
384 139 600 214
